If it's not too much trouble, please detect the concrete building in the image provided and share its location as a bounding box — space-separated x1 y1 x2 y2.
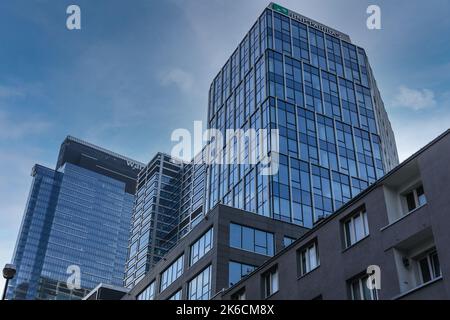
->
215 130 450 300
123 204 308 300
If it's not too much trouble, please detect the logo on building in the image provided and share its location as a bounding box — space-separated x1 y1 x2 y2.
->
271 2 350 41
127 160 145 171
272 3 289 15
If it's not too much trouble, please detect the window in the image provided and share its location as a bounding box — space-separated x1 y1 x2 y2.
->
392 231 438 294
326 35 343 77
308 28 327 69
190 228 213 266
283 236 296 248
371 134 384 179
336 120 357 178
292 20 309 61
317 114 338 171
160 255 184 292
168 289 182 300
322 70 341 118
417 249 441 284
260 9 273 51
404 185 427 213
263 267 279 298
272 154 292 222
255 57 266 106
298 241 320 276
339 77 359 127
358 48 369 87
289 157 313 228
344 209 369 248
284 57 303 106
311 165 333 220
342 42 361 83
267 50 285 99
231 288 246 300
332 171 351 209
356 84 377 133
273 12 291 55
303 64 322 113
229 261 257 287
188 265 212 300
298 107 319 165
137 281 155 300
230 223 274 256
354 128 376 183
349 274 378 300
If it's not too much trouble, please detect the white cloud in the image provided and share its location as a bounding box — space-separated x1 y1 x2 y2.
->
0 85 25 98
0 111 50 140
393 85 436 110
392 111 450 162
160 68 194 93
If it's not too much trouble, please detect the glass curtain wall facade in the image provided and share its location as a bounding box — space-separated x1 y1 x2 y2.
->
8 163 135 300
124 153 206 288
7 137 142 300
205 3 398 228
125 3 399 291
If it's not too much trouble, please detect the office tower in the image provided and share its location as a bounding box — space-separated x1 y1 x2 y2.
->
205 2 399 228
217 130 450 300
6 136 144 300
124 153 206 288
124 2 400 294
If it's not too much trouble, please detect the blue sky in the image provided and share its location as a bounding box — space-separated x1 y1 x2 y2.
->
1 0 449 290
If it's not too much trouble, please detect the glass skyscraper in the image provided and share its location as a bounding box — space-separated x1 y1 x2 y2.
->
124 152 206 288
125 2 399 290
6 136 144 300
204 3 398 228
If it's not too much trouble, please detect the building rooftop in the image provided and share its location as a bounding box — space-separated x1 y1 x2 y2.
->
268 2 351 42
56 135 145 194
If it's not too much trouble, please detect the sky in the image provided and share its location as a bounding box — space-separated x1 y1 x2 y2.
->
1 0 449 292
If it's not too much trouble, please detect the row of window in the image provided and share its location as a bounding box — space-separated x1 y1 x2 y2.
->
233 184 437 300
206 95 383 229
138 264 213 301
237 247 441 300
233 206 366 299
350 247 441 300
267 50 376 133
137 228 214 300
230 223 274 256
138 222 298 300
209 8 369 119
